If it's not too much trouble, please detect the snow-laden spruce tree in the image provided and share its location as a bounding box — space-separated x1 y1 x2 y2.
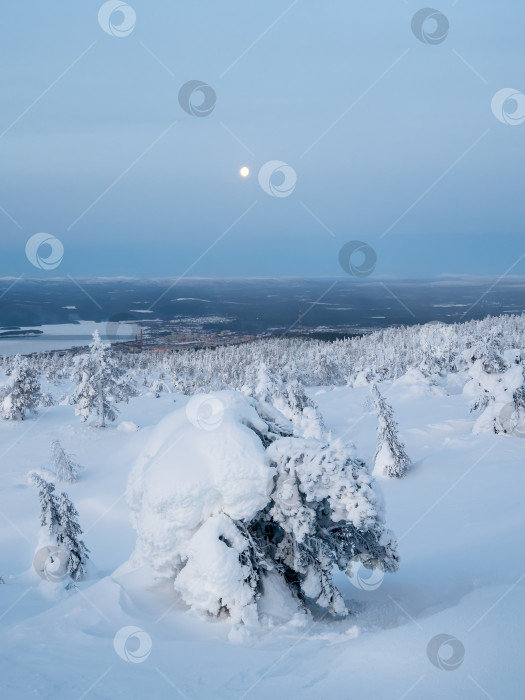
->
39 392 55 408
71 330 136 427
44 353 66 384
148 372 172 398
481 329 508 374
461 326 507 374
0 355 42 420
466 358 524 434
274 378 326 439
254 362 285 405
31 473 61 531
262 436 398 615
51 440 81 482
503 374 525 436
30 473 89 581
418 323 454 376
463 328 522 434
372 383 411 478
127 391 398 623
56 492 90 581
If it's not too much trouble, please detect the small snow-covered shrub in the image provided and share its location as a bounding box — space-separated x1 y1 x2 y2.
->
127 391 398 624
30 473 89 581
51 440 82 483
390 368 445 398
372 384 411 479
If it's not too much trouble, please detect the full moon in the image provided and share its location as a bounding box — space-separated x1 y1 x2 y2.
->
240 166 250 178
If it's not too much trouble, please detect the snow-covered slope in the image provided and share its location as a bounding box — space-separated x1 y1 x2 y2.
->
0 376 524 698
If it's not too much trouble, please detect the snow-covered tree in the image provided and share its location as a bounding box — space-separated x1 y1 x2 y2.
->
51 440 81 482
0 355 42 420
30 473 61 532
30 473 89 581
283 378 315 416
254 362 285 405
502 373 525 436
372 384 411 478
128 391 398 623
467 360 524 434
44 354 64 384
482 329 508 374
71 330 136 427
262 436 399 615
39 392 55 408
147 372 172 398
56 492 90 581
275 378 326 439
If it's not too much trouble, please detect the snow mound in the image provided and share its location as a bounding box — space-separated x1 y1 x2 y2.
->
392 368 446 397
117 421 139 432
127 391 290 576
175 513 259 625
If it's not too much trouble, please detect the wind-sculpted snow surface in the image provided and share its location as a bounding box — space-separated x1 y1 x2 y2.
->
127 391 397 623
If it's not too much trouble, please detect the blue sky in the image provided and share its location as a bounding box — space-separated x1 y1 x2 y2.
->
1 0 525 279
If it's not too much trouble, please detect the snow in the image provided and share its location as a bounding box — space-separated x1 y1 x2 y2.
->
1 367 524 697
175 513 259 626
391 367 446 398
117 421 139 432
465 359 524 434
127 392 275 576
373 441 396 479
